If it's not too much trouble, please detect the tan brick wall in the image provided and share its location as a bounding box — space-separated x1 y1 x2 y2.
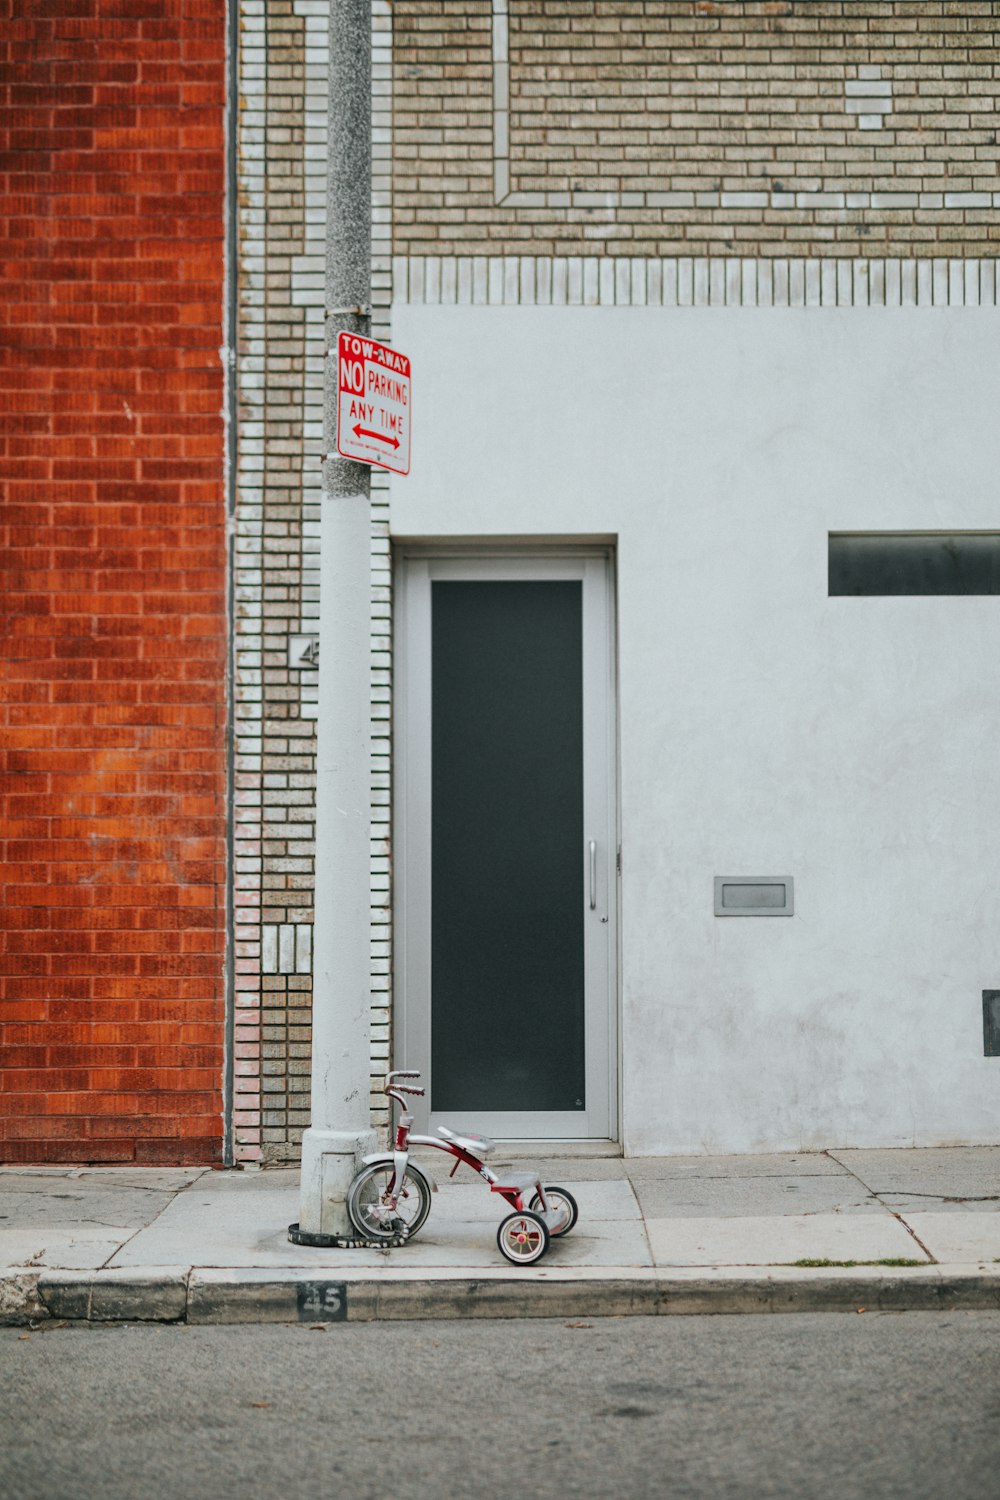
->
392 0 1000 259
236 1 394 1165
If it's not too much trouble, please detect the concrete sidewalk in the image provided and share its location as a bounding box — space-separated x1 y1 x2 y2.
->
2 1146 999 1325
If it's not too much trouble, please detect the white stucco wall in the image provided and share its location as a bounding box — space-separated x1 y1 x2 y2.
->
390 304 1000 1153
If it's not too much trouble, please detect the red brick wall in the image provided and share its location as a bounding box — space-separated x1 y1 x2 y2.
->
0 0 229 1163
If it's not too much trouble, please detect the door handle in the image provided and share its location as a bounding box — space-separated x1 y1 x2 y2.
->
588 840 597 910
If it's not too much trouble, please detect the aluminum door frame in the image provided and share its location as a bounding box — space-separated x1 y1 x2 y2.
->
394 546 619 1141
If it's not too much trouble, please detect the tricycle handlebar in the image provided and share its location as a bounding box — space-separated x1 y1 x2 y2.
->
384 1069 425 1099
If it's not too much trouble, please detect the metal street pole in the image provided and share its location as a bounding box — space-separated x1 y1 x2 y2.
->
298 0 376 1236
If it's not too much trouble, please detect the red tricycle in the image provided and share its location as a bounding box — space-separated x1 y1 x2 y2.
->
346 1071 579 1266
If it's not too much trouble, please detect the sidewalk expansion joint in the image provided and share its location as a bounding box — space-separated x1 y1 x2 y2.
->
887 1211 937 1265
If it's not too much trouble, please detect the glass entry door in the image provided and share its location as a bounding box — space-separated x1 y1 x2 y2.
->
396 551 617 1140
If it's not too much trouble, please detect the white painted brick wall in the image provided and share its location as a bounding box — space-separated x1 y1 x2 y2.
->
393 255 999 308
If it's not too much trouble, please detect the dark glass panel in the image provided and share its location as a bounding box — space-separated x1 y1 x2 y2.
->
431 580 585 1113
830 533 1000 596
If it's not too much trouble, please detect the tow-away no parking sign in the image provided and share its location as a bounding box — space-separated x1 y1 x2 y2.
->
336 331 411 475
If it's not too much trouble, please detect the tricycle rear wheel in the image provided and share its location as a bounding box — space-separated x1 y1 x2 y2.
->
346 1162 432 1242
529 1185 578 1236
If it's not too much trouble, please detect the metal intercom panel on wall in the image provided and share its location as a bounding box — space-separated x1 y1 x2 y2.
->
714 878 794 917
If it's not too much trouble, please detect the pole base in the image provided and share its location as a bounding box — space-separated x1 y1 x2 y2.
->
298 1124 378 1238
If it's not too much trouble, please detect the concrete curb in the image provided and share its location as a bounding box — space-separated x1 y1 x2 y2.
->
4 1265 1000 1326
0 1269 46 1326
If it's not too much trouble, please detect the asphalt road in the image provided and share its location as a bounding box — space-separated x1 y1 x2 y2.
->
3 1312 999 1500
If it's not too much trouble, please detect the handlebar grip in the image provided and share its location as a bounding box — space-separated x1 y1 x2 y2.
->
394 1085 425 1097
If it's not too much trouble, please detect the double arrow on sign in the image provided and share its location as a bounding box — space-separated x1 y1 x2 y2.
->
353 423 400 451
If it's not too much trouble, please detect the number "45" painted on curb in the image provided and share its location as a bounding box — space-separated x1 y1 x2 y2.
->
296 1281 346 1321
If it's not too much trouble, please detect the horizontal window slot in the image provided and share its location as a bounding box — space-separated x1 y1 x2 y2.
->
829 533 1000 596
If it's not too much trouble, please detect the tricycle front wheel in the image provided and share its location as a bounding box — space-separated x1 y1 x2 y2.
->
497 1210 550 1266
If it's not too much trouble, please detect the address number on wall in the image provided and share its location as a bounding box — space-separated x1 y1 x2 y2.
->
288 635 320 670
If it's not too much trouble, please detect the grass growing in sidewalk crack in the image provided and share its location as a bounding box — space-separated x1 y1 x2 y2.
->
787 1257 926 1268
